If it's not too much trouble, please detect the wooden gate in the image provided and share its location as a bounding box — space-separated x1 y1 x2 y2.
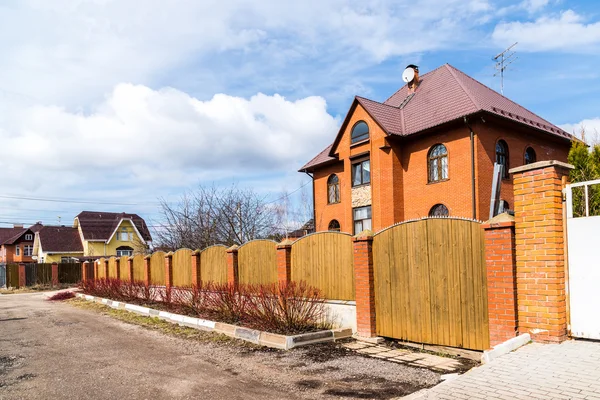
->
373 218 489 351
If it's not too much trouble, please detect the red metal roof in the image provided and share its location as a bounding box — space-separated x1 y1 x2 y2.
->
301 64 574 171
75 211 152 242
38 226 83 253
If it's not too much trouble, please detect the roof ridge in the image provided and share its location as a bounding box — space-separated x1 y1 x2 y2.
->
355 97 391 135
382 64 446 105
444 64 481 111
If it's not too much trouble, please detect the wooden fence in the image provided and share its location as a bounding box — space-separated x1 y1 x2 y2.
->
238 240 277 285
291 232 355 301
132 254 145 281
150 251 166 286
97 258 106 279
372 218 489 351
200 245 227 284
58 263 82 284
172 248 193 287
108 257 118 279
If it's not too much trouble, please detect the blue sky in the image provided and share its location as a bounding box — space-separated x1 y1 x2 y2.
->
0 0 599 231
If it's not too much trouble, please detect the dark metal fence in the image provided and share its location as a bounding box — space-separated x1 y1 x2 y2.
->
0 264 5 288
25 263 52 286
6 264 19 288
58 263 81 284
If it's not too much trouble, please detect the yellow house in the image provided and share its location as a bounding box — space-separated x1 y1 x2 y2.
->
33 211 152 262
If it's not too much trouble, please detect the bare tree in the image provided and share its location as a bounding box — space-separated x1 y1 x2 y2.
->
153 184 285 250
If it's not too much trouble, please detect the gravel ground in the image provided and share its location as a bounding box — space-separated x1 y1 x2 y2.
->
0 291 441 399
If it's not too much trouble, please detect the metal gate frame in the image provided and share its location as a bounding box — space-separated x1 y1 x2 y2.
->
0 264 6 288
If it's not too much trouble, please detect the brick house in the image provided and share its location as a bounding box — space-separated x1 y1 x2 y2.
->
300 64 574 233
0 223 43 264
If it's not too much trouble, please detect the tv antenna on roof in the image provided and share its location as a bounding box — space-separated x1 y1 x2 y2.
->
493 42 518 95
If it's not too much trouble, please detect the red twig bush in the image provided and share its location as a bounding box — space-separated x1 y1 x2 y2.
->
47 291 76 301
79 278 330 334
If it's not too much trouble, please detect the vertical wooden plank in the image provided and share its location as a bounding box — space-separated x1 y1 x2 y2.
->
471 223 489 350
448 219 463 348
373 229 391 337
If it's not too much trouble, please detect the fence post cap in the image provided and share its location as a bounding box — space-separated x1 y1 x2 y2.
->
277 238 294 248
191 249 202 255
127 256 134 261
227 244 239 252
482 212 515 229
144 254 152 260
165 251 174 257
353 230 374 241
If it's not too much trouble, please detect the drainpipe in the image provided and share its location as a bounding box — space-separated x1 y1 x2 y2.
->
464 117 477 220
304 171 315 232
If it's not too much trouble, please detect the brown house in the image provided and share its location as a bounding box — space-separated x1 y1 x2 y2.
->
300 64 574 234
0 223 43 264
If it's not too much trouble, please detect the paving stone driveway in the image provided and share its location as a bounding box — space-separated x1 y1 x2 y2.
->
409 340 600 400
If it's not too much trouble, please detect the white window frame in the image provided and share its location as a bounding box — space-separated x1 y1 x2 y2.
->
116 249 133 257
15 246 21 256
24 245 33 257
25 234 33 241
353 206 372 234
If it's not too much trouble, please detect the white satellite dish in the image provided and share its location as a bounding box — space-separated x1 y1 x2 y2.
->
402 67 415 83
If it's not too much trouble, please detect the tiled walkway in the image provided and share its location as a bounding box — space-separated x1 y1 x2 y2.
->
343 341 463 372
407 340 600 399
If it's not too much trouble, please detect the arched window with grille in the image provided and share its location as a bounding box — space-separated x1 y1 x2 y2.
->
328 220 341 232
524 147 536 165
496 140 509 179
429 204 449 217
327 174 340 204
428 144 448 183
351 121 369 144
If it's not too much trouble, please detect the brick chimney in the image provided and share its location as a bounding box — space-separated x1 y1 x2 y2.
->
13 223 23 228
406 64 420 93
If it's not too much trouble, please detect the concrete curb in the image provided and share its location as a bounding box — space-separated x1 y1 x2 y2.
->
75 293 352 350
481 333 531 364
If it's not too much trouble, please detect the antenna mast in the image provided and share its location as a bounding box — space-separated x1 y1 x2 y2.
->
493 42 518 95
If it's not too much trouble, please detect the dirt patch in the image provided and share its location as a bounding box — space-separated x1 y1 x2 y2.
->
386 340 480 373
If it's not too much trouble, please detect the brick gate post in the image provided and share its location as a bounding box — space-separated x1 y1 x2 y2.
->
51 262 59 287
226 245 239 287
94 261 99 281
483 214 517 346
143 255 151 286
127 257 134 283
191 250 201 287
114 258 121 280
18 263 26 288
353 230 377 338
276 239 293 286
82 261 89 282
164 252 173 289
104 259 109 279
510 160 573 343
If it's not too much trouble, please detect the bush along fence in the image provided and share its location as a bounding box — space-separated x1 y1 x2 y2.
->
6 263 81 289
78 160 575 351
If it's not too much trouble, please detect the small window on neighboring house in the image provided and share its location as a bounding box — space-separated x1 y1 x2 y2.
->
116 246 134 257
25 234 33 241
61 257 77 263
24 245 33 257
429 204 449 217
16 246 20 256
496 140 509 179
327 174 340 204
328 220 341 232
119 228 131 241
352 159 370 187
524 147 536 165
351 121 369 144
353 206 372 234
499 200 510 213
428 144 448 183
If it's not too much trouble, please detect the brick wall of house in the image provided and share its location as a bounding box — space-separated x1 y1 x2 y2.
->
312 113 571 233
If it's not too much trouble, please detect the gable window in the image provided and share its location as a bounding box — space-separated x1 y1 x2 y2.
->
351 121 369 144
496 140 509 179
24 245 33 257
353 206 372 234
429 204 449 217
116 246 134 257
428 144 448 183
25 234 33 241
524 147 536 165
327 174 340 204
15 246 20 256
119 228 132 241
328 220 341 232
352 159 370 187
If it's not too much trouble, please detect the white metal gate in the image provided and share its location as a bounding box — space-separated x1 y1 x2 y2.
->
565 179 600 339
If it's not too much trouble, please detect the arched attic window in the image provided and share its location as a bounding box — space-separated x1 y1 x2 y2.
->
524 147 536 165
328 220 341 232
429 204 449 217
428 144 448 183
351 121 369 144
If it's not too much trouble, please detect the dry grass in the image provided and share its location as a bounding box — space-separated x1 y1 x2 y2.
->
0 284 76 295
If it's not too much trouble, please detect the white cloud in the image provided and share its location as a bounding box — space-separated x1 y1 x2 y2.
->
560 118 600 142
492 10 600 52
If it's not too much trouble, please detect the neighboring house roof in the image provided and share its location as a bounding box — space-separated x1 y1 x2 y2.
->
37 226 84 253
300 63 575 171
287 219 315 238
0 228 27 245
75 211 152 242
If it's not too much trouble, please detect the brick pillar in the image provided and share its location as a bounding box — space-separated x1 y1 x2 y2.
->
191 250 201 287
353 230 377 338
143 255 151 286
18 263 26 288
114 258 121 280
483 215 517 346
82 261 89 282
127 257 134 283
511 160 573 343
276 239 293 286
104 259 109 279
51 262 59 287
226 245 239 287
94 261 99 281
164 252 173 289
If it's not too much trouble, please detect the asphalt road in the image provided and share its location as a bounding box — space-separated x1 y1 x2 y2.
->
0 292 439 400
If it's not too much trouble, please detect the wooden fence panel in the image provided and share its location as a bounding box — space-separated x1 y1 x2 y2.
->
199 246 227 284
58 263 82 284
108 257 118 279
6 264 19 288
97 258 106 279
150 251 166 286
290 232 354 301
132 254 145 282
118 256 130 281
373 218 489 351
238 240 278 285
172 248 192 287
